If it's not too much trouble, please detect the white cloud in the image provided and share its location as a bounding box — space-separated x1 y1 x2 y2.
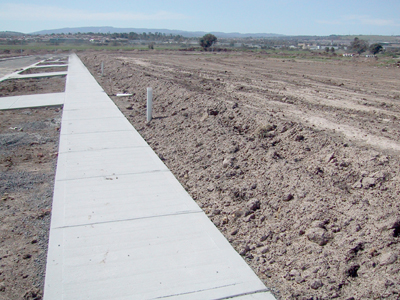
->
343 15 398 26
317 15 400 27
0 3 188 22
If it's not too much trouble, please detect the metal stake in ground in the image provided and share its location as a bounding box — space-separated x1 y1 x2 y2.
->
147 87 153 123
101 62 104 77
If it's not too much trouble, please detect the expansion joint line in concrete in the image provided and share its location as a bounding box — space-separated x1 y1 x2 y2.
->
151 283 239 299
58 115 125 121
213 289 272 300
55 169 170 182
58 145 148 154
152 285 270 299
52 210 203 230
60 129 140 136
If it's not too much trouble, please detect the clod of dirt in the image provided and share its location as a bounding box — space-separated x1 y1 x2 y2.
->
306 227 332 246
207 109 219 116
230 229 239 236
246 199 260 211
256 124 276 138
23 289 42 300
392 220 400 237
379 252 398 265
222 157 232 168
346 265 360 278
310 279 323 290
283 193 294 201
362 177 377 188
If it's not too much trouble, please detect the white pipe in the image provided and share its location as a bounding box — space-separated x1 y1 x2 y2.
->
147 87 153 123
116 93 133 97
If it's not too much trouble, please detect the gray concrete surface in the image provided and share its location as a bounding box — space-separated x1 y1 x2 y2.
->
0 55 50 77
0 93 65 110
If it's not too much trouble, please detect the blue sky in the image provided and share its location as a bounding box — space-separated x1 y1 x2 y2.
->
0 0 399 35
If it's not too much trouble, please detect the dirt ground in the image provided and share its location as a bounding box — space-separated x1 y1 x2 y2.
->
0 76 66 97
36 62 67 67
19 67 68 75
0 107 62 300
80 51 400 300
0 55 65 300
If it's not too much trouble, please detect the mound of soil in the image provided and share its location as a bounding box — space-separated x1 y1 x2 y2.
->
0 107 61 300
80 51 400 300
0 76 66 97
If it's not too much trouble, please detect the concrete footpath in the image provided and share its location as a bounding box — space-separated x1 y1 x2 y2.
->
44 54 276 299
0 93 65 110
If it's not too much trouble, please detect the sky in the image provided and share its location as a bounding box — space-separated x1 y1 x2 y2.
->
0 0 399 36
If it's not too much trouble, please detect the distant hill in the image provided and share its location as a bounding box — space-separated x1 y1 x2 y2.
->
30 26 284 38
0 31 25 38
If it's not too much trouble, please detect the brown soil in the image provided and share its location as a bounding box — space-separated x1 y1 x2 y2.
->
19 66 68 75
0 107 61 300
0 76 66 97
36 62 67 66
80 51 400 300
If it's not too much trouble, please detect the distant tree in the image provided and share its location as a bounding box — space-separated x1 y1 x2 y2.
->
330 47 335 53
350 37 369 54
148 43 154 50
325 46 330 53
200 34 217 51
369 43 383 55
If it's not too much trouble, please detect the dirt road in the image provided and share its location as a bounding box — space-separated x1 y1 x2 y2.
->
81 51 400 300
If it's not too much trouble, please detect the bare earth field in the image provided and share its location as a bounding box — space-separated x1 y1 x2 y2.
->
19 66 68 75
0 76 66 97
0 107 62 300
80 51 400 300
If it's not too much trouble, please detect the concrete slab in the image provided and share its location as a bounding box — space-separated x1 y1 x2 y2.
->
50 171 202 228
0 93 65 110
0 96 18 109
65 76 104 93
62 107 124 120
233 293 277 299
55 147 169 181
0 58 47 82
45 213 271 300
26 65 67 69
60 116 133 135
62 93 115 111
8 72 68 79
58 130 148 153
44 54 276 300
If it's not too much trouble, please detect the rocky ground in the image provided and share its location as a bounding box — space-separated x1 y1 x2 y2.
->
0 107 62 300
80 51 400 300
